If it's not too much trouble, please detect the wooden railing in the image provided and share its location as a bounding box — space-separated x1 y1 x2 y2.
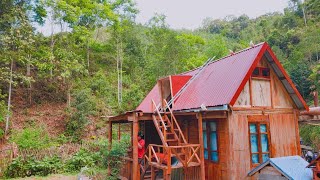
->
152 99 168 145
146 144 201 169
119 157 133 180
163 99 187 145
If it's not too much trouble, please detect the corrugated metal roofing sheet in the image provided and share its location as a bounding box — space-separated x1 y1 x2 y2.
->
136 84 160 112
248 156 313 180
136 42 308 112
173 43 264 110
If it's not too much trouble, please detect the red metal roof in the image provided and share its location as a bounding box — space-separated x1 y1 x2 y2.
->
136 83 160 112
136 42 308 112
173 43 266 110
170 75 192 97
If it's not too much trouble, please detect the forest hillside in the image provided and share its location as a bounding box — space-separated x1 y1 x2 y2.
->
0 0 319 178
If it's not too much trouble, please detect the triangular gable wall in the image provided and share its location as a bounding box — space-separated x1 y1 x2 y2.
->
234 55 295 108
230 43 308 110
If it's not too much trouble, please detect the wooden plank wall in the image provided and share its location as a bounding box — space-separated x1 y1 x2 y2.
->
227 113 251 179
227 111 300 179
269 113 299 156
179 117 229 180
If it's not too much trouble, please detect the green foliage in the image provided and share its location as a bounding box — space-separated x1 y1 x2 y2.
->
66 88 97 142
0 90 6 139
300 124 320 149
66 149 100 172
4 156 63 178
102 134 130 179
4 137 130 179
10 125 53 150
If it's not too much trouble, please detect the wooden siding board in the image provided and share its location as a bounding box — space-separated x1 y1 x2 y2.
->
271 70 294 108
235 81 251 107
269 113 298 157
252 79 271 107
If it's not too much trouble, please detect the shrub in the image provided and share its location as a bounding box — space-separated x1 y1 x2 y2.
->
300 124 320 149
0 90 6 139
4 156 63 178
10 125 53 150
66 88 96 142
66 148 100 172
102 134 130 179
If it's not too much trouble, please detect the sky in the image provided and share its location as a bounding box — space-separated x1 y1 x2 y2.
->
134 0 289 29
37 0 289 35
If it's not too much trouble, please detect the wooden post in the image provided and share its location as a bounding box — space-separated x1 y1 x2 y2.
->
107 120 112 176
118 123 121 141
167 147 172 180
108 120 112 146
151 166 155 180
197 112 206 180
132 112 140 180
314 91 319 107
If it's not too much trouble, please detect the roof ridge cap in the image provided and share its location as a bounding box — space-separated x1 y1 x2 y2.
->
179 42 266 76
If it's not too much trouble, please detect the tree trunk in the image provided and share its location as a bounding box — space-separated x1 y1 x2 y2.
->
302 6 307 27
116 37 123 106
5 58 13 135
87 40 90 70
27 54 32 106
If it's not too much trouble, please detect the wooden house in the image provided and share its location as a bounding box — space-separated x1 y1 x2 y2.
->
109 42 309 180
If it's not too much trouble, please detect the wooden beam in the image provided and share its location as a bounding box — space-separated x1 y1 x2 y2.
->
107 120 112 176
108 120 112 147
294 110 301 156
202 111 227 119
132 113 140 180
197 112 206 180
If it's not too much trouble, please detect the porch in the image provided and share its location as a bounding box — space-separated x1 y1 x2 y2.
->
108 108 228 180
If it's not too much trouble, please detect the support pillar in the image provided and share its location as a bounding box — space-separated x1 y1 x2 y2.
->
132 112 140 180
107 120 112 176
197 112 206 180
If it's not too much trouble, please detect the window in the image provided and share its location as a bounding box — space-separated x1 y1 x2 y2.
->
202 121 218 162
249 123 270 164
252 67 270 78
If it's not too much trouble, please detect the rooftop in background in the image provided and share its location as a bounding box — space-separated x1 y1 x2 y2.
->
247 156 313 180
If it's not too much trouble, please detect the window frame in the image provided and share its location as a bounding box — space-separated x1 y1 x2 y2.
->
248 115 271 167
251 67 270 79
202 120 219 163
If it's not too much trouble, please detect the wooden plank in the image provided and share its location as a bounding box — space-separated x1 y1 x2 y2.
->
132 113 140 180
251 79 271 107
234 81 251 107
271 70 294 109
197 113 206 180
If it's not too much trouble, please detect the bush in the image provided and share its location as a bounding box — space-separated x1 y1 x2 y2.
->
102 134 130 179
66 88 96 142
66 149 100 172
4 156 63 178
4 137 130 179
0 90 6 139
10 125 53 150
300 124 320 149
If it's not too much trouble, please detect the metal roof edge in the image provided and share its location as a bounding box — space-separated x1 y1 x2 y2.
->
269 161 293 180
247 159 271 176
174 104 229 113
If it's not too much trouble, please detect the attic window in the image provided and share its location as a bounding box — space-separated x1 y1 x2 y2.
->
252 67 270 78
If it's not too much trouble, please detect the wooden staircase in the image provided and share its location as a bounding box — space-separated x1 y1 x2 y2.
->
152 99 187 147
140 99 201 180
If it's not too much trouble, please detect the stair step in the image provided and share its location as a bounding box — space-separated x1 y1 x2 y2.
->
166 139 178 142
166 132 175 135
